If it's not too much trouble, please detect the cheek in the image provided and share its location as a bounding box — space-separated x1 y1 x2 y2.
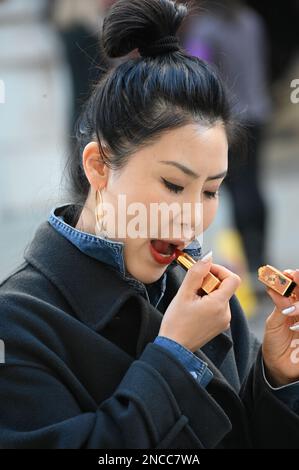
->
202 199 219 231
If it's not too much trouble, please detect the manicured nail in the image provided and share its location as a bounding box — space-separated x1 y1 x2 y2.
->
290 323 299 331
284 269 294 274
201 250 213 263
282 305 296 315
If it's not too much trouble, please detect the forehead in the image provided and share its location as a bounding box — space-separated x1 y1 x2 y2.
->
129 123 228 175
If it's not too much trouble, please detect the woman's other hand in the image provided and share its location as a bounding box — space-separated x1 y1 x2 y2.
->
263 270 299 386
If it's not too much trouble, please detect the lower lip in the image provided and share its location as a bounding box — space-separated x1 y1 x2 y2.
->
149 241 178 265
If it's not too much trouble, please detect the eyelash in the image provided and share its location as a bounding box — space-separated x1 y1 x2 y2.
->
205 191 219 200
162 178 184 194
162 178 219 199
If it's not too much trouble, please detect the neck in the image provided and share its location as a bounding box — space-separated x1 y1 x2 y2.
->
75 192 97 235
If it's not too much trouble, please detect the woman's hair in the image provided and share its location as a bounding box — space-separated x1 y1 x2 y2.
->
65 0 240 216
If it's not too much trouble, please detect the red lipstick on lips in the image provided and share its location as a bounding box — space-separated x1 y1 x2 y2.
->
149 239 181 265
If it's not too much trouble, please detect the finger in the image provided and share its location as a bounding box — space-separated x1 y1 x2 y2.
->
267 288 299 317
280 304 299 318
282 269 299 300
291 270 299 289
209 272 241 302
266 287 296 311
179 258 213 297
269 298 299 329
283 269 295 278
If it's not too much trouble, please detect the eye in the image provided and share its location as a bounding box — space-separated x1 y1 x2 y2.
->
204 190 219 200
161 178 184 194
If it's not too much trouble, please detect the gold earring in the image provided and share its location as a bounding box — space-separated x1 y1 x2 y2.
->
95 189 107 237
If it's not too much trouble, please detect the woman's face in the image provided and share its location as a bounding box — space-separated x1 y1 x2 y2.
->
86 123 228 284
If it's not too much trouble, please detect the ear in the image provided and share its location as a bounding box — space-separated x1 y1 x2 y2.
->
82 141 109 190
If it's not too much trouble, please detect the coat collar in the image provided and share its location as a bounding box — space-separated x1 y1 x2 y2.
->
24 221 233 369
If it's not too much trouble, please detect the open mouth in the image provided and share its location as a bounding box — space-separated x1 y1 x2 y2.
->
150 240 177 256
149 239 182 265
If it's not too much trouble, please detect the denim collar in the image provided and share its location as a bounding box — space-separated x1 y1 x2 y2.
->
48 204 202 306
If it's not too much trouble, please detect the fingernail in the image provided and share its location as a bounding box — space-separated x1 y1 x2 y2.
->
282 305 296 315
289 323 299 331
201 250 213 263
284 269 294 274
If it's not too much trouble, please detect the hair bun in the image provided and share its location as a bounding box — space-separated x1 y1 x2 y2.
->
102 0 188 59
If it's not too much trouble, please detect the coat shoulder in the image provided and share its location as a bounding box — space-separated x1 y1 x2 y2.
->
0 261 68 321
0 262 74 368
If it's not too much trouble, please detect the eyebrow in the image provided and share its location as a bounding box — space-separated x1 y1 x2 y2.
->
159 160 227 181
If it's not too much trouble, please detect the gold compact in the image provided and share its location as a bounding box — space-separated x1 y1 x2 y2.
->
258 265 297 298
175 250 221 295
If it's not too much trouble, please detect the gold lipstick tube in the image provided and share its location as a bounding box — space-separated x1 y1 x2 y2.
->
175 251 221 295
258 265 297 298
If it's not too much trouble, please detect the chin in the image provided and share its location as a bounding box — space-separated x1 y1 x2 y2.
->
126 263 166 285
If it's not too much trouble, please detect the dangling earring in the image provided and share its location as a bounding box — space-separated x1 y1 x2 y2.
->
95 189 108 238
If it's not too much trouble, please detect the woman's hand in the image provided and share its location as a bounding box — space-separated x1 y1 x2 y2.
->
263 270 299 387
158 258 241 352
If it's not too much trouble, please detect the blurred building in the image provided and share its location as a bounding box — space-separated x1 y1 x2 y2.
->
0 0 71 279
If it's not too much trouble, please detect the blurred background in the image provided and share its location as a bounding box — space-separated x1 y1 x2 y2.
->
0 0 299 339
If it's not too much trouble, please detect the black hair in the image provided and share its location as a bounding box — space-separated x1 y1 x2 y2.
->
65 0 240 221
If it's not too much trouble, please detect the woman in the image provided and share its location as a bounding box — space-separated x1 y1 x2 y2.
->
0 0 299 449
